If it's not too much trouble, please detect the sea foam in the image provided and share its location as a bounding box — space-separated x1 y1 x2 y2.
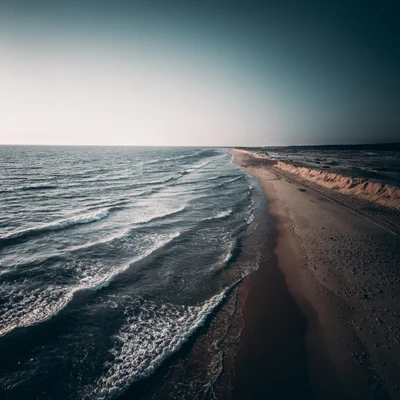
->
93 291 226 399
0 232 180 337
0 209 110 242
203 209 233 221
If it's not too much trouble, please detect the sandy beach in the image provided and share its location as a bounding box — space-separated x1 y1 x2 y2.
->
232 149 400 399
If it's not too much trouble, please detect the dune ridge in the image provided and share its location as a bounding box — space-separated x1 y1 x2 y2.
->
276 161 400 210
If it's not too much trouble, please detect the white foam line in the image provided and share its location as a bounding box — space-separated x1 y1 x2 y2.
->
0 209 110 241
134 205 186 225
203 209 232 221
68 228 131 252
86 232 181 290
222 244 234 264
0 232 181 337
93 290 227 399
140 151 202 166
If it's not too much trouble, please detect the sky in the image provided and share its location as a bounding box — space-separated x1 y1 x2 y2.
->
0 0 399 146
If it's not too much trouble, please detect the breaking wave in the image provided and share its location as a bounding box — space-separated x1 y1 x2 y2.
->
210 240 236 274
141 151 203 165
203 209 233 221
0 232 181 337
0 209 110 243
92 291 226 399
135 205 186 225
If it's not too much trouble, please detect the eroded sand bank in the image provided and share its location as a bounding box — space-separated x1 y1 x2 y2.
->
235 148 400 210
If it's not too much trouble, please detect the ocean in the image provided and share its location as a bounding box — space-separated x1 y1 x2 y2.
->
0 146 267 399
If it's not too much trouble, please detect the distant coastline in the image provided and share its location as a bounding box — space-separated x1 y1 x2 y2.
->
237 143 400 151
235 145 400 211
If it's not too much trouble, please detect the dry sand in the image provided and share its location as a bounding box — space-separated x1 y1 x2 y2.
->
232 150 400 399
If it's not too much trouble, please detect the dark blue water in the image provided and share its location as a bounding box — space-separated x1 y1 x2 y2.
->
0 146 263 399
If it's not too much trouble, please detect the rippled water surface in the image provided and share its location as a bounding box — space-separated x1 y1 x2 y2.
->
0 146 261 399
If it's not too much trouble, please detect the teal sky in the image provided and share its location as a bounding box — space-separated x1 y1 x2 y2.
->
0 0 399 146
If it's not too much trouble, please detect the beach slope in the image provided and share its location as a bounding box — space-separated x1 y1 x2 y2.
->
233 149 400 400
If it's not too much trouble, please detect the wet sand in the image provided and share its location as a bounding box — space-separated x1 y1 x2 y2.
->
232 215 314 399
232 150 400 399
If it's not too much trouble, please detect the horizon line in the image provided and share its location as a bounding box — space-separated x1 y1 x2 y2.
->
1 142 399 148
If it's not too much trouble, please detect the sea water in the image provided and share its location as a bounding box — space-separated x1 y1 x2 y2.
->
0 146 264 399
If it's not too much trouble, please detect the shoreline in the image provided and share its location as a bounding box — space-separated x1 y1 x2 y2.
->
115 148 400 400
232 197 314 399
232 150 400 399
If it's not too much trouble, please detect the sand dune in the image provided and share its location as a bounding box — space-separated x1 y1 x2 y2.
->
275 161 400 210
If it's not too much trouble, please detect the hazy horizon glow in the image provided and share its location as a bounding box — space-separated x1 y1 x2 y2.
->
1 29 281 147
0 1 399 146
